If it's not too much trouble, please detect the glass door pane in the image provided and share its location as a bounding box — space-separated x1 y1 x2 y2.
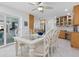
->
0 15 4 45
6 16 19 43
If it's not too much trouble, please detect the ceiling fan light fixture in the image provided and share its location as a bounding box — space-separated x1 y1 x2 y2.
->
65 8 68 12
31 2 41 5
37 7 43 11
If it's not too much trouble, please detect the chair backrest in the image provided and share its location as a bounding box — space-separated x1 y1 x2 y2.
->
42 29 60 54
43 30 51 54
52 29 60 47
42 29 55 54
49 29 56 39
54 29 60 40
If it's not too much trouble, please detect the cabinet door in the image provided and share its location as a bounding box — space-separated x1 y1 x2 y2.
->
60 17 64 26
73 5 79 25
56 18 60 26
59 30 65 39
71 32 79 48
29 14 34 33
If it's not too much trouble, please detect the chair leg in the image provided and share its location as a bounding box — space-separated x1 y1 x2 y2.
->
51 46 55 56
16 41 18 56
20 43 25 56
50 46 53 56
20 45 23 56
48 52 50 57
49 47 52 57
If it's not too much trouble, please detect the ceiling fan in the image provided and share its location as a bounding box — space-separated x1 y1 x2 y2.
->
29 2 53 12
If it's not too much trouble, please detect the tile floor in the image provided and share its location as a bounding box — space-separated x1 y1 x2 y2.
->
0 38 79 57
53 39 79 57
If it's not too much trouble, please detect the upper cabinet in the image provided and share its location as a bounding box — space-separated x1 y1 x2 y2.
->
29 14 34 33
56 15 72 27
73 5 79 25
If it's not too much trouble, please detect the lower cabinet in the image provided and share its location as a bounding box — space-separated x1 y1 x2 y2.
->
59 31 79 48
71 32 79 48
59 30 71 40
59 30 66 39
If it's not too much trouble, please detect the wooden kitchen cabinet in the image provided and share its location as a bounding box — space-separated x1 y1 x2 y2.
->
56 15 72 26
65 32 71 40
73 5 79 25
71 32 79 48
59 30 66 39
59 30 71 40
29 14 34 33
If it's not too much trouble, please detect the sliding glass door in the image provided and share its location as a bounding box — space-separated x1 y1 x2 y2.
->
6 16 19 43
0 15 4 45
0 14 19 46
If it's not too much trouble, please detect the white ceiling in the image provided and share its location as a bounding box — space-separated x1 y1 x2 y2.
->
0 2 79 20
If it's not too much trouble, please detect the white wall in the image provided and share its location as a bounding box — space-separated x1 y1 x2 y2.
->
46 19 56 32
22 16 29 36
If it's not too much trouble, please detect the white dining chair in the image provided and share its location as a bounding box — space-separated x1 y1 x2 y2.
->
31 29 60 57
31 30 51 57
14 31 32 57
14 37 30 57
14 29 60 57
50 29 60 56
45 29 60 56
47 29 56 56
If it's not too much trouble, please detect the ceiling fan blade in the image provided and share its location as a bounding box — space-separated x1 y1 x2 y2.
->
29 2 42 6
37 2 42 5
28 3 37 6
44 6 53 9
32 8 37 11
28 3 34 5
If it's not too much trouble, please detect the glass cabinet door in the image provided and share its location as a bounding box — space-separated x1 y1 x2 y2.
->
6 16 19 43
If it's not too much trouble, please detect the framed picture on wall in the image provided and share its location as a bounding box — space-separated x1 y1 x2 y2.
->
24 21 28 26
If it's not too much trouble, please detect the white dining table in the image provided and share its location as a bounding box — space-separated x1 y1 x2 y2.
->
14 34 44 57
